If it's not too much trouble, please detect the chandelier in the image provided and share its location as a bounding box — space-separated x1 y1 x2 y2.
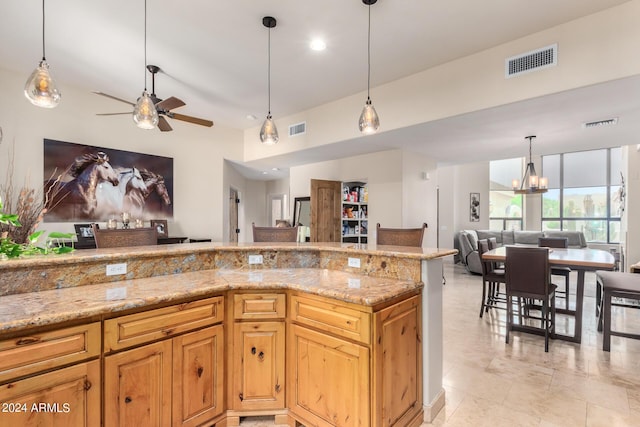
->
512 135 548 194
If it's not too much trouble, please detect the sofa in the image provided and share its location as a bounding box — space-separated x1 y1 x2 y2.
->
456 229 587 274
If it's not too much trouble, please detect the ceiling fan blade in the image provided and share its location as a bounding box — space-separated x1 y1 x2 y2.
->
156 96 185 111
96 112 131 116
157 116 173 132
92 91 135 107
171 113 214 127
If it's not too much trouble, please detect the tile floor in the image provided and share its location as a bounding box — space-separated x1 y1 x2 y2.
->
240 260 640 426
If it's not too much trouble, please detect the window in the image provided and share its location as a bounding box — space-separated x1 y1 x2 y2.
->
541 147 621 243
490 158 523 230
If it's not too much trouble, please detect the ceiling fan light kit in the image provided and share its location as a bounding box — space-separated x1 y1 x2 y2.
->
133 90 159 129
260 16 279 145
359 0 380 135
512 135 548 194
24 0 61 108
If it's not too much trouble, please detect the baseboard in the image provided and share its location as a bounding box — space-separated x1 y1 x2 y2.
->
423 388 446 423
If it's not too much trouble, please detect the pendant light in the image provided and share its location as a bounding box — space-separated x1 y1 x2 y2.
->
512 136 548 194
260 16 279 145
358 0 380 135
133 0 159 130
24 0 61 108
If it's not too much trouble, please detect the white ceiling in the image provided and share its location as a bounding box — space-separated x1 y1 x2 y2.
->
1 0 639 178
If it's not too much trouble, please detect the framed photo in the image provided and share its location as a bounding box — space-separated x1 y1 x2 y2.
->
470 193 480 222
151 219 168 237
74 223 96 247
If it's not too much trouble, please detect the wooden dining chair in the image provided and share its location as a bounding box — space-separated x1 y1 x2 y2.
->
505 246 556 352
375 223 427 247
91 224 158 248
478 239 506 317
538 236 571 308
252 223 299 242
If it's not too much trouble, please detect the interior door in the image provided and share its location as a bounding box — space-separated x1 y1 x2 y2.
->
229 188 239 243
310 179 342 242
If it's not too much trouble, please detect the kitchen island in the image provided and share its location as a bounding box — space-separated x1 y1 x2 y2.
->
0 242 455 426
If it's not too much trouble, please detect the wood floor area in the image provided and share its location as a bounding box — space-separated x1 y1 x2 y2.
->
240 260 640 426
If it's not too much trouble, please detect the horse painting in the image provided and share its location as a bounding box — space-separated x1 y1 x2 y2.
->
96 167 149 218
46 152 120 220
140 169 172 206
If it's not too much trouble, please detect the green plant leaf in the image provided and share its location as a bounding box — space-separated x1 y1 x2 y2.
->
48 232 75 239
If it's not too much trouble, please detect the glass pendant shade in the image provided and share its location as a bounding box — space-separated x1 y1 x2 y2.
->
133 90 159 129
260 114 279 145
24 60 61 108
359 99 380 135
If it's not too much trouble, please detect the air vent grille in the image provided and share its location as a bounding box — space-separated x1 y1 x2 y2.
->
583 118 618 129
505 44 557 78
288 122 306 137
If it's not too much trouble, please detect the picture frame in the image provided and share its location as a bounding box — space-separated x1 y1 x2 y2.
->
470 192 480 222
150 219 168 237
74 223 96 247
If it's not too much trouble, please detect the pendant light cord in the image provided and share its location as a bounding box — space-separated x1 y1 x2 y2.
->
267 26 271 116
143 0 148 91
366 3 371 101
41 0 46 61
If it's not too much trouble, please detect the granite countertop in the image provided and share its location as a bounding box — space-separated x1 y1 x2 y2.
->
0 268 423 334
0 241 458 270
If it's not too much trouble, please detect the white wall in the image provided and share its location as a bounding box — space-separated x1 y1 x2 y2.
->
625 145 640 269
0 66 243 241
401 151 438 248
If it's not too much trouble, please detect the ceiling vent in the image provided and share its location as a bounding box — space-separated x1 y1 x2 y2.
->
288 121 306 137
583 118 618 129
505 44 557 78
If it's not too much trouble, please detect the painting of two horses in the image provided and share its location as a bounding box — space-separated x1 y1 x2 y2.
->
43 139 173 222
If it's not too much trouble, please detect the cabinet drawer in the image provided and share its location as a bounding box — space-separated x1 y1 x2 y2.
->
104 296 223 352
290 295 370 344
0 322 101 384
233 293 286 320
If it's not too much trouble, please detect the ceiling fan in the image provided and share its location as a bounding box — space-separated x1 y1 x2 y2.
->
94 65 214 132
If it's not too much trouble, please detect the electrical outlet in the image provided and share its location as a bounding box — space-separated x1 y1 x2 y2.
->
106 287 127 300
348 257 361 268
106 263 127 276
348 278 361 288
248 254 264 265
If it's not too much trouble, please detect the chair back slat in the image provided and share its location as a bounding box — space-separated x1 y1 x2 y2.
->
252 223 299 242
538 237 569 248
376 223 427 247
505 246 550 296
91 224 157 248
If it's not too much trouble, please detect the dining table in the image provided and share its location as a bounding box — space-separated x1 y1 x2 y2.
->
482 246 616 344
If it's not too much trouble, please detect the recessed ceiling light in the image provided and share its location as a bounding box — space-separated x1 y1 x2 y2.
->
246 114 257 120
271 167 280 171
262 171 268 175
310 38 326 51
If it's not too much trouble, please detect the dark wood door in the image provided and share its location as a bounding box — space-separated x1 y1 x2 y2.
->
310 179 342 242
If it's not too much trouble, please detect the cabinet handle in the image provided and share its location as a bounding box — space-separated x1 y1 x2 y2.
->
197 366 204 378
124 397 132 404
275 383 281 393
258 351 265 361
238 393 244 402
16 337 40 345
84 380 92 391
251 347 257 355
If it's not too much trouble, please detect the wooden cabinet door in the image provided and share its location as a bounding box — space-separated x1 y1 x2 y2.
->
0 360 100 427
288 324 370 427
373 295 422 427
104 340 172 427
232 321 285 411
310 179 342 242
173 325 224 427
